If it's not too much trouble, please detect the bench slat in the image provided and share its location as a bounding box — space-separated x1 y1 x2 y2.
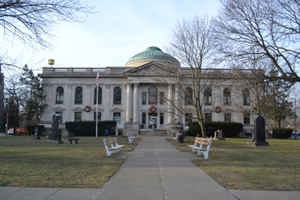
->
188 137 213 159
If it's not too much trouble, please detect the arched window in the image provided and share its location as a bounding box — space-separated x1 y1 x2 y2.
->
56 87 64 104
184 87 193 105
223 88 231 105
74 86 83 104
243 89 250 106
94 87 102 104
148 86 158 105
113 87 122 105
204 87 212 105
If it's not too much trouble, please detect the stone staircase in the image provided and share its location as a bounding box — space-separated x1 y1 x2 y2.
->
139 129 168 136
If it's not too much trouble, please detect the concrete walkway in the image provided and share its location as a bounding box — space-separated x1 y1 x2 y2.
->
1 136 299 200
99 136 236 200
0 187 103 200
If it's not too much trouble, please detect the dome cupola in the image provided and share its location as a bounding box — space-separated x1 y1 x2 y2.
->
126 46 180 67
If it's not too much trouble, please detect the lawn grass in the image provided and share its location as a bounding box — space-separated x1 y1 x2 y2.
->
0 136 139 188
167 136 300 191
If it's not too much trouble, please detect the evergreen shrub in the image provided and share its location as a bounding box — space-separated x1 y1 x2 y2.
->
65 121 117 136
272 128 293 139
186 121 243 138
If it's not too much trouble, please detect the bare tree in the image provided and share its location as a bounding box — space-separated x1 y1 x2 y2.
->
214 0 300 82
169 16 216 137
0 0 90 46
0 0 91 131
232 57 295 131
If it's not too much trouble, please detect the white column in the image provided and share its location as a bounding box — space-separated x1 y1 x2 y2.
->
167 84 173 125
126 84 132 122
103 85 110 120
67 84 73 122
133 83 139 123
175 84 180 123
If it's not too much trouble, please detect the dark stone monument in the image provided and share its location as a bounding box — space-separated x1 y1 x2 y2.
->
254 115 269 146
33 126 40 140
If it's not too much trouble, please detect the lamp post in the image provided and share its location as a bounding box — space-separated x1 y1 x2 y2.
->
294 98 296 130
0 64 5 133
95 72 100 138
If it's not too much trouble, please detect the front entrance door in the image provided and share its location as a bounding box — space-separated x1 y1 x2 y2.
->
148 113 157 129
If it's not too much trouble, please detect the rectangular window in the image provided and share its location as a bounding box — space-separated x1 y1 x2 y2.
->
94 112 101 121
185 113 193 124
148 87 158 105
74 112 82 122
142 92 147 105
160 92 165 105
205 113 212 122
224 113 231 122
55 112 63 124
244 113 250 125
142 112 146 124
113 112 121 125
160 113 164 125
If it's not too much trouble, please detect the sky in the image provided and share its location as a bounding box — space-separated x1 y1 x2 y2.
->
1 0 221 72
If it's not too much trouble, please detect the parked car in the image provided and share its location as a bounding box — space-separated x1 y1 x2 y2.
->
16 128 29 136
7 128 14 135
290 130 300 139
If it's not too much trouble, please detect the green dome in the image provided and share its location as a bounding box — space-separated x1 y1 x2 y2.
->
126 46 179 67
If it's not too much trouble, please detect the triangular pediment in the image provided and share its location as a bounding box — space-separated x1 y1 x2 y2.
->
125 61 178 76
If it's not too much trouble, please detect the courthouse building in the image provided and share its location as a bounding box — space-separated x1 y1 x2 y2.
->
40 46 255 133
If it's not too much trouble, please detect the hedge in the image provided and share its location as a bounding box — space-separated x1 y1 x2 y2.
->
186 121 243 138
65 121 117 136
27 125 45 136
272 128 293 139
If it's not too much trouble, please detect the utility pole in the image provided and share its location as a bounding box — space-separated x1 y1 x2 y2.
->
0 64 5 133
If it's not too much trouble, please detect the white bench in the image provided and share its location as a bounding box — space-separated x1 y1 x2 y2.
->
103 138 124 157
128 136 136 144
188 137 213 159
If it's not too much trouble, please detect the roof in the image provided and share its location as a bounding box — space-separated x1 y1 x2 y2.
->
125 46 180 67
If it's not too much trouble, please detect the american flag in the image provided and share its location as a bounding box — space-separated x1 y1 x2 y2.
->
96 72 100 86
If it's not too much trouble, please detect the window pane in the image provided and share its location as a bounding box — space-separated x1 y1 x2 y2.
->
142 92 147 105
244 112 250 125
94 112 101 121
113 87 122 105
204 88 212 105
148 87 157 105
160 113 164 125
160 92 165 105
113 112 121 124
75 87 83 104
185 113 193 124
142 112 146 124
243 89 250 106
94 87 102 104
74 112 82 121
185 87 193 105
205 113 212 122
55 112 63 124
223 88 231 105
56 87 64 104
224 113 231 122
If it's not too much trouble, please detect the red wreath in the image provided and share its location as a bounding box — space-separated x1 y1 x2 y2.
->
215 106 222 113
85 105 91 112
149 105 157 114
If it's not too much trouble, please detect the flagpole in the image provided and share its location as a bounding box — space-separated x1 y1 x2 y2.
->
96 73 99 138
